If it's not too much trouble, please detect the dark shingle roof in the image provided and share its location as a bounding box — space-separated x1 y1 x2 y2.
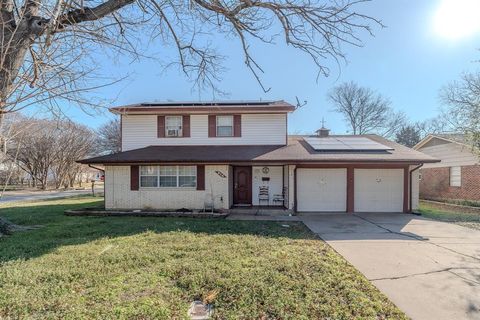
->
79 135 439 164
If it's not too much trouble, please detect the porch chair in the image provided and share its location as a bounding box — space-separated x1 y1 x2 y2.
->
203 193 214 213
258 186 270 206
272 187 287 206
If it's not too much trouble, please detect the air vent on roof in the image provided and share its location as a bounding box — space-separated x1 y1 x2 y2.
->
304 137 394 151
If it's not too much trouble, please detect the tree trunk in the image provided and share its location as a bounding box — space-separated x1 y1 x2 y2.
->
0 216 25 235
0 216 36 236
0 217 15 235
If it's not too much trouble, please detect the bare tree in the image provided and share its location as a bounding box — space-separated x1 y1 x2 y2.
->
6 118 94 189
96 118 121 154
441 72 480 149
415 116 451 139
51 121 95 188
10 119 56 189
0 113 28 188
0 0 382 116
328 81 405 137
0 0 382 233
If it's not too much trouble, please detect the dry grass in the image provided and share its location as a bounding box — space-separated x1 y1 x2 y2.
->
0 197 406 319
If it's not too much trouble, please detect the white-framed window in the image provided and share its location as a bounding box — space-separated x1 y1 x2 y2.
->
450 166 461 187
216 115 233 137
165 116 183 137
140 165 196 188
140 166 158 188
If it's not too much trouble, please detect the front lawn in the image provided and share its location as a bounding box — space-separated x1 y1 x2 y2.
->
0 197 406 319
419 201 480 231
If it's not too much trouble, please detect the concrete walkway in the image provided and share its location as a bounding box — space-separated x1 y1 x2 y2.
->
226 214 300 222
301 212 480 320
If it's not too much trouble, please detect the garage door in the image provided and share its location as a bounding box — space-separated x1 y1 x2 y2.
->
297 168 347 212
354 169 404 212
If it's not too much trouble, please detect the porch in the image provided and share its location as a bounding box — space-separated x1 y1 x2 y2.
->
227 205 294 216
229 165 295 211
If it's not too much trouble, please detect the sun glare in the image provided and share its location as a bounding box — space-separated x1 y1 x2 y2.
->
433 0 480 40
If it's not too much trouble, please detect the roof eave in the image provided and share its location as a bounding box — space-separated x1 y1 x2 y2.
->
110 107 295 115
78 158 441 165
414 134 472 150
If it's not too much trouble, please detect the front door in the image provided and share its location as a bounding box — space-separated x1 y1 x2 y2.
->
233 166 252 205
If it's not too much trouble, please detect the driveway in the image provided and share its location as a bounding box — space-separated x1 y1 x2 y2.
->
301 213 480 320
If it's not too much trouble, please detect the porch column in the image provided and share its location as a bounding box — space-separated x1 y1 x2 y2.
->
288 165 296 210
347 165 354 213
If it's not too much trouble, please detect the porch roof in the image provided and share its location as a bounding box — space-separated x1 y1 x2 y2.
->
79 135 439 165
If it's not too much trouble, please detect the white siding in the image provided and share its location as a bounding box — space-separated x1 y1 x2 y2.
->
418 141 479 168
252 166 283 206
122 114 287 150
105 165 230 210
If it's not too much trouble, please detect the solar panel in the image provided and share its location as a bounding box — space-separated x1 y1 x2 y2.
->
304 137 394 151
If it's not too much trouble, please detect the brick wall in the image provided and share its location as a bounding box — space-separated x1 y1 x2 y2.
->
105 165 230 210
420 165 480 201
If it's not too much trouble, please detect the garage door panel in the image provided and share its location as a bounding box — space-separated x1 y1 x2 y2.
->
297 169 347 212
354 169 403 212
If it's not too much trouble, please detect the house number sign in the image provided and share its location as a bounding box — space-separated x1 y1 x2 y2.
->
215 170 226 178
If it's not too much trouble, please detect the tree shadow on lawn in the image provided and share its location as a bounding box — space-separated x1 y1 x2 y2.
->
0 199 315 263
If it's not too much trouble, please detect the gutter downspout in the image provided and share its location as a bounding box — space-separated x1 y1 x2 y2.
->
409 164 423 213
88 164 104 172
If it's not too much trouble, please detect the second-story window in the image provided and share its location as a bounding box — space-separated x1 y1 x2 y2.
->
165 116 182 137
216 115 233 137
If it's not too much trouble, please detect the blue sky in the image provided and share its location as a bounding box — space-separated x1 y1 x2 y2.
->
56 0 480 134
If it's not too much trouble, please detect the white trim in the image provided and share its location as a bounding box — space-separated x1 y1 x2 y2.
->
216 115 234 137
165 115 183 137
139 165 197 188
414 134 469 150
449 166 461 187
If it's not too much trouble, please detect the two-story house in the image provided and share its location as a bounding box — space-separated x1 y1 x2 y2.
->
80 101 438 213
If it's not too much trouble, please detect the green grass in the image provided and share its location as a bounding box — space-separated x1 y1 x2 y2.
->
425 198 480 208
419 202 480 231
0 197 406 319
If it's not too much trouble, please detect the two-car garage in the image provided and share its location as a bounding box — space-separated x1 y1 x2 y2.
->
296 167 406 213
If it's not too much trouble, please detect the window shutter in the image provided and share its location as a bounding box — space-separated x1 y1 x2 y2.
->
157 116 165 138
197 165 205 190
233 115 241 137
208 115 216 137
183 115 190 137
130 165 139 190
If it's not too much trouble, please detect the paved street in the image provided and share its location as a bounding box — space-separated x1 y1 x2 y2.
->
0 188 103 204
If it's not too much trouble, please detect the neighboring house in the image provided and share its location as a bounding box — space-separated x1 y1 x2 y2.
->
414 133 480 201
79 101 437 213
